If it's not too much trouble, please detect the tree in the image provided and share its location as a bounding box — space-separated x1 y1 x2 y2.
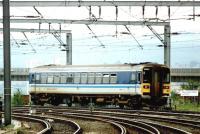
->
12 89 24 106
181 80 200 90
180 80 200 104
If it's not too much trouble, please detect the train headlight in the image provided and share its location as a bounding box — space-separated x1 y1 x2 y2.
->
163 84 171 95
163 86 170 89
142 84 150 95
143 85 150 89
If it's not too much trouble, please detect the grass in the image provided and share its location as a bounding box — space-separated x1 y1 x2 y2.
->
174 102 200 112
0 124 14 129
172 97 200 112
0 124 27 134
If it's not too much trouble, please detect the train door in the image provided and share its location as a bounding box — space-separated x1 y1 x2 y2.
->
151 68 163 98
143 67 152 95
143 67 162 97
29 73 36 93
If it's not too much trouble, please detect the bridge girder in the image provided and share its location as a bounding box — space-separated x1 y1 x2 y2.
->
0 1 200 7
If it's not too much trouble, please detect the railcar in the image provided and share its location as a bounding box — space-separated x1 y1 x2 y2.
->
29 63 170 109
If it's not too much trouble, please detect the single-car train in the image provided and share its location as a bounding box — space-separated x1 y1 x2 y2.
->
29 63 170 109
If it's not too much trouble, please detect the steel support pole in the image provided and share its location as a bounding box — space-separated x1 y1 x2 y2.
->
3 0 11 125
164 25 171 67
66 33 72 65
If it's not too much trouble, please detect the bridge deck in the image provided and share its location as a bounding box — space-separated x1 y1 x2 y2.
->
0 68 200 82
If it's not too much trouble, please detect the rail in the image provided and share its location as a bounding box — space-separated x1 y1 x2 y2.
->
12 114 52 134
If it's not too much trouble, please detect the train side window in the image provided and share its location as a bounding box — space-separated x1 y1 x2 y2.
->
88 73 95 84
110 73 117 84
54 73 60 84
81 73 87 84
47 75 53 84
30 74 35 83
35 74 41 84
95 73 102 84
163 70 170 83
103 73 110 84
130 72 137 84
143 68 152 83
67 73 74 84
74 73 80 84
60 73 67 84
41 73 47 84
137 72 141 84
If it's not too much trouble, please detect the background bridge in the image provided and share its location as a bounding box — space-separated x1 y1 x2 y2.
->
0 68 199 82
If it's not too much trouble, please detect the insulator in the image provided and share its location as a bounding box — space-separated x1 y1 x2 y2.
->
168 6 171 19
89 6 92 19
39 22 41 33
99 6 101 19
116 6 118 20
142 6 145 18
49 23 51 33
59 23 61 34
155 6 158 18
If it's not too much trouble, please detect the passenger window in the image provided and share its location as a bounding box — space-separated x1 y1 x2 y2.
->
60 73 67 84
143 68 152 83
137 72 141 84
103 73 110 84
74 73 80 84
81 73 87 84
110 73 117 84
67 73 73 83
47 75 53 84
95 73 102 84
30 74 35 83
130 72 137 84
54 73 60 83
88 73 95 84
41 74 47 84
163 69 170 83
35 74 41 84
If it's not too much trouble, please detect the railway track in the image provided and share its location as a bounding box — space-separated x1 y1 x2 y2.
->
13 107 160 134
13 109 128 134
12 106 200 134
1 111 82 134
13 114 52 134
51 108 199 133
0 113 52 134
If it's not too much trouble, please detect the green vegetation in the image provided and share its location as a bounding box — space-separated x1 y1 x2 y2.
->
0 124 14 132
0 126 27 134
0 124 14 129
12 89 24 106
171 80 200 112
16 129 27 134
171 91 200 111
181 80 200 90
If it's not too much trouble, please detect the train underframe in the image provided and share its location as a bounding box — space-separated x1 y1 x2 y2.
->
30 93 168 109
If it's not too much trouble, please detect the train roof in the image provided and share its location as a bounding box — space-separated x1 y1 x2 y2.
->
30 63 169 73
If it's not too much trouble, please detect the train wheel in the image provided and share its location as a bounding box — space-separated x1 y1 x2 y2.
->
119 104 124 109
39 101 45 106
128 96 142 109
63 97 72 107
52 101 60 106
67 102 72 107
50 96 61 106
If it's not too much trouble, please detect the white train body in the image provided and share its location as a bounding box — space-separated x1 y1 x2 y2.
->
29 63 170 108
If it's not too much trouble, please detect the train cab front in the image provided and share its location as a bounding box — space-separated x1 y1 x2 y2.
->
141 66 171 107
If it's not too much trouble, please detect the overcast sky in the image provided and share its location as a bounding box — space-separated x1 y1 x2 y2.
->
0 0 200 68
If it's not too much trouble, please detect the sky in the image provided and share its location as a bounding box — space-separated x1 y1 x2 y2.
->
0 0 200 68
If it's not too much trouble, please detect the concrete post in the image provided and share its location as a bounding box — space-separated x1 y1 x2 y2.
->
3 0 11 125
164 25 171 67
66 33 72 65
